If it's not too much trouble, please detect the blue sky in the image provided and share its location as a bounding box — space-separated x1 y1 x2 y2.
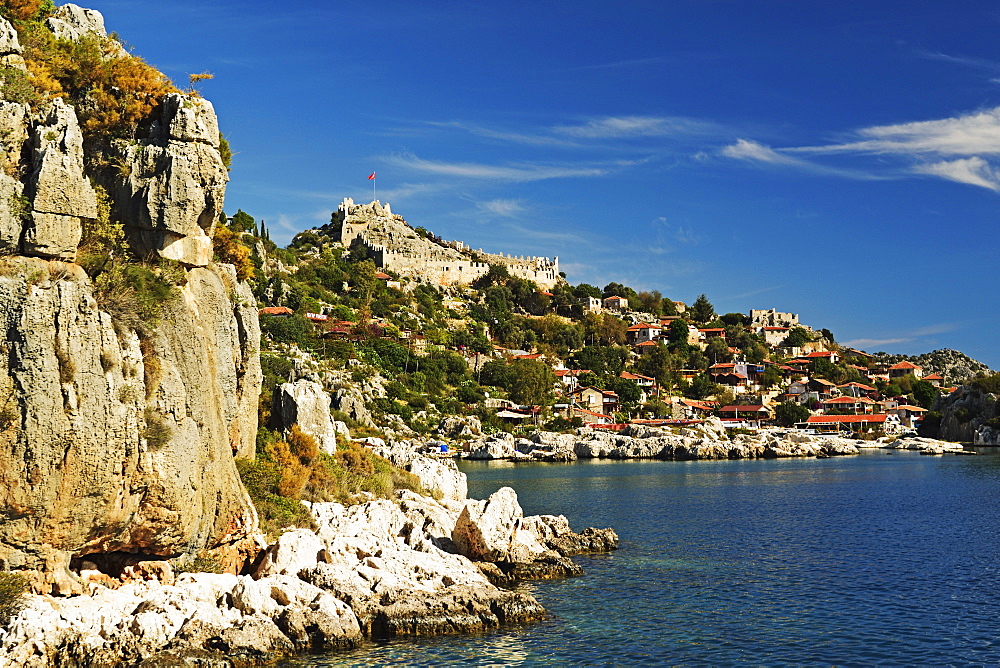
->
90 0 999 368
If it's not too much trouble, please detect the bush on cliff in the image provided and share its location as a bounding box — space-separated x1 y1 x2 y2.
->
0 571 27 627
972 374 1000 395
13 16 178 138
238 426 423 538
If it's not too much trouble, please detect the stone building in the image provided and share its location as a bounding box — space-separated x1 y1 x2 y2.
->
750 308 799 329
331 198 560 288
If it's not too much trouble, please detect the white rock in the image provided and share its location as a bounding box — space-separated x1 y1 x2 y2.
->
254 529 326 577
408 456 467 501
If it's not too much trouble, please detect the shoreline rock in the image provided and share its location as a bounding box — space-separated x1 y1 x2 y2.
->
456 418 973 463
0 457 616 666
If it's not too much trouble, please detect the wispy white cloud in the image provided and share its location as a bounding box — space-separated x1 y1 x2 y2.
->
842 322 959 350
476 198 527 217
386 153 610 182
913 157 1000 191
917 50 1000 75
648 216 701 255
841 337 912 348
424 121 581 148
722 139 801 165
730 285 786 300
721 107 1000 191
555 115 720 139
792 107 1000 157
720 139 885 180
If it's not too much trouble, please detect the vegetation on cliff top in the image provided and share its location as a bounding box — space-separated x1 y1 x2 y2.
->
1 0 178 138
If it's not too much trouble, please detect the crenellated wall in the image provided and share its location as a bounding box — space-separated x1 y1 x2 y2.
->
334 198 560 288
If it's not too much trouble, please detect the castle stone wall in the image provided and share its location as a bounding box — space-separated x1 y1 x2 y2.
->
334 198 560 288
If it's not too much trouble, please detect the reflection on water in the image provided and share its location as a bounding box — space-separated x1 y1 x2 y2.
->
282 451 1000 666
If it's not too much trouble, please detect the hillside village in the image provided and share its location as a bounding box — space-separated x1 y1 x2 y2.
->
231 199 992 443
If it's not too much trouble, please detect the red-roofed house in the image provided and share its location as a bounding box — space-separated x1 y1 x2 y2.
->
923 373 944 387
627 322 661 344
698 328 726 339
887 404 928 427
259 306 293 317
633 340 660 354
888 361 923 379
620 371 657 402
805 350 840 364
603 296 628 311
572 387 619 415
804 413 901 433
821 395 879 414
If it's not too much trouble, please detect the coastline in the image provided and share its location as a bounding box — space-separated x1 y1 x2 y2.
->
460 417 969 463
0 454 615 667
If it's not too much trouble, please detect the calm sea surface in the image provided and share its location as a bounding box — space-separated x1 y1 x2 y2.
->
286 450 1000 665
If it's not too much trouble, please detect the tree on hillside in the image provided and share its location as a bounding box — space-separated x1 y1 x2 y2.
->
570 345 628 377
761 365 783 389
686 373 720 400
781 326 812 348
720 312 748 327
602 282 638 301
705 336 731 363
775 401 811 427
506 359 556 406
607 377 642 406
471 264 511 290
572 283 602 300
230 209 255 233
912 379 939 409
633 290 663 315
690 294 716 324
667 319 690 344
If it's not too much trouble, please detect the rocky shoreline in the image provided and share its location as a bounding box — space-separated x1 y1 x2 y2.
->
461 418 971 462
0 455 616 667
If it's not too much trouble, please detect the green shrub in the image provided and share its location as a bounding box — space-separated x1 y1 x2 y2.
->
89 261 180 331
141 407 172 448
260 314 313 346
0 572 28 627
971 374 1000 395
172 551 224 575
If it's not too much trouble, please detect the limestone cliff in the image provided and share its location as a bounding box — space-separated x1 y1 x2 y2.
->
933 384 999 445
0 5 261 591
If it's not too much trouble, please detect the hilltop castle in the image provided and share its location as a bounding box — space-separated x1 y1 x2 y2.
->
331 198 561 289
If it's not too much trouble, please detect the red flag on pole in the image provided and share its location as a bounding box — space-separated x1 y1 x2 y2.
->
368 172 376 180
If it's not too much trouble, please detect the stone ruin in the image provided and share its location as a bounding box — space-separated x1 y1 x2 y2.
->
331 198 560 289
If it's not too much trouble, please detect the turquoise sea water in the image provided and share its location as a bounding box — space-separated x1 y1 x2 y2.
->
287 450 1000 665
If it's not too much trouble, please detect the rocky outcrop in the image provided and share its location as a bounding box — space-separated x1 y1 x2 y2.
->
884 437 969 454
463 420 862 462
115 94 228 267
0 448 614 664
467 432 520 460
873 348 993 386
0 16 26 70
436 415 482 438
0 572 361 666
934 384 999 444
23 99 97 260
272 379 341 454
46 3 108 42
0 258 261 590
